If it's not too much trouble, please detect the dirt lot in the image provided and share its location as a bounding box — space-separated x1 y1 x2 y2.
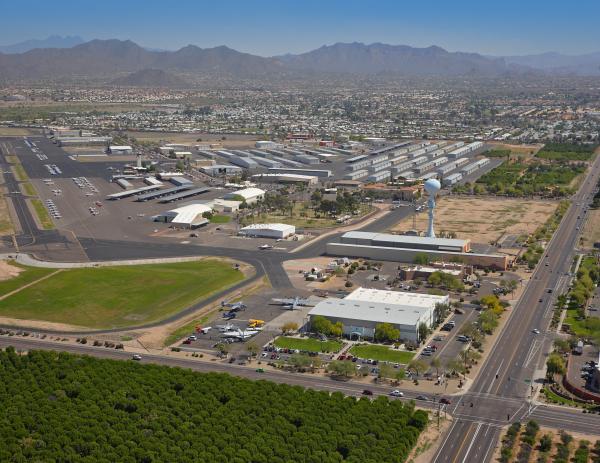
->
0 260 21 281
487 142 544 158
390 196 557 245
125 131 260 148
581 209 600 250
0 127 34 136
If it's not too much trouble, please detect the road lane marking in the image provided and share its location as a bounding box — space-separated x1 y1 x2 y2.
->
432 420 459 463
485 358 504 394
461 422 482 463
481 428 498 463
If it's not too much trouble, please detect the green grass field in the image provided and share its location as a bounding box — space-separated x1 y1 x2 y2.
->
0 260 245 328
274 336 344 353
210 215 231 224
0 261 55 296
349 344 415 364
21 182 36 197
29 199 54 230
12 163 28 182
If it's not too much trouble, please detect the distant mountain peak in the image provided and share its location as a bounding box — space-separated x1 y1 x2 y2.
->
110 68 189 87
277 42 519 76
0 35 85 54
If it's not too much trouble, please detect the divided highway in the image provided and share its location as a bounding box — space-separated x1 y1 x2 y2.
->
432 153 600 463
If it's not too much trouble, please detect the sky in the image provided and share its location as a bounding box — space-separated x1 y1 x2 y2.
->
2 0 600 56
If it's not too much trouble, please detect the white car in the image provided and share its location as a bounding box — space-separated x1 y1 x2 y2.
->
532 328 540 334
390 390 404 397
258 244 273 250
132 354 142 361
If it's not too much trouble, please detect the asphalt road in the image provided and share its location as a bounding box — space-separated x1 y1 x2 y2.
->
3 135 600 455
0 336 442 408
432 153 600 463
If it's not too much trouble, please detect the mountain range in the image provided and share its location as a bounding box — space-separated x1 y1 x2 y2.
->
0 38 599 83
501 52 600 76
0 35 85 54
110 68 189 87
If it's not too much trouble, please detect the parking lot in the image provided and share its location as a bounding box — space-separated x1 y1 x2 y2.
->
174 288 315 354
10 137 313 250
566 345 600 397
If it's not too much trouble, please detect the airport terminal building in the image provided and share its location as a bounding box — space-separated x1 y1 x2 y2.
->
308 287 448 342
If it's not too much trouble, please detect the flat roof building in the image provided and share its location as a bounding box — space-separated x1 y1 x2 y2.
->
340 231 470 253
201 165 243 176
308 287 448 342
109 145 133 155
251 173 318 185
239 223 295 239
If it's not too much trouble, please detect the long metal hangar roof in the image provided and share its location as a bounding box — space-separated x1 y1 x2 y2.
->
341 231 469 250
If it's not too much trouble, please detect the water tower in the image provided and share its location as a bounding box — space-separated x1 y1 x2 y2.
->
424 178 441 238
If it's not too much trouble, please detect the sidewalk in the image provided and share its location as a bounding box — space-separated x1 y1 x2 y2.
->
0 252 238 269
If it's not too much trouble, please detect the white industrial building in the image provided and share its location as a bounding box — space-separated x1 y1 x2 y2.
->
251 173 318 185
339 231 470 253
223 187 265 204
308 287 448 342
255 140 280 149
153 203 212 229
238 223 295 239
201 165 243 176
108 145 133 155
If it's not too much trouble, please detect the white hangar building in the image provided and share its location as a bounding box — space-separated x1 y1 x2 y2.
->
223 187 265 204
238 223 295 239
308 287 448 342
153 203 212 229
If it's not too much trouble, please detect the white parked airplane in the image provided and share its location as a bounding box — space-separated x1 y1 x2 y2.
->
272 296 312 310
220 329 259 340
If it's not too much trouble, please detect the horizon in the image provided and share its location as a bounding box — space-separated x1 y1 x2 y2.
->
2 36 599 59
2 0 600 57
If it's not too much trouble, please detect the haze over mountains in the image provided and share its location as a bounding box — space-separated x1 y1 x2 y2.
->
0 35 85 54
0 38 599 82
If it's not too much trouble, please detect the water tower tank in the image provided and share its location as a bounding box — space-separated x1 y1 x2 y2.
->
424 178 441 196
